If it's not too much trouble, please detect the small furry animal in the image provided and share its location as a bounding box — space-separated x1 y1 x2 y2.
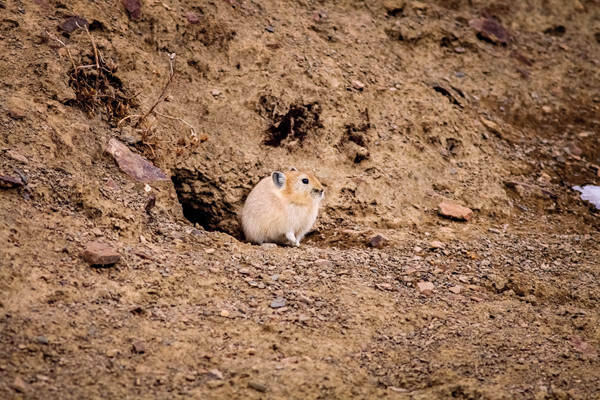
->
241 169 324 246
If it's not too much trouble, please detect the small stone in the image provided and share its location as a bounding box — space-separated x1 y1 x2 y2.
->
469 17 509 44
239 268 251 275
122 0 142 20
11 376 27 393
376 283 393 291
58 16 89 33
481 117 502 137
270 297 286 309
261 243 277 249
82 242 121 266
35 336 49 345
207 380 225 389
184 11 200 24
132 341 146 354
248 382 268 393
6 150 28 163
367 234 388 249
7 109 25 120
0 175 23 188
383 0 405 14
352 80 365 90
207 369 224 380
210 89 221 97
541 105 552 114
417 281 435 295
265 25 275 33
106 349 119 357
220 310 230 317
429 240 444 249
438 201 473 221
454 47 466 53
449 285 462 294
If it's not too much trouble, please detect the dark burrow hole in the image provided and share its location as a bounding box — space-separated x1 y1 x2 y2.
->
171 172 243 239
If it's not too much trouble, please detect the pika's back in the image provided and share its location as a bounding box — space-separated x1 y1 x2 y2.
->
241 169 324 246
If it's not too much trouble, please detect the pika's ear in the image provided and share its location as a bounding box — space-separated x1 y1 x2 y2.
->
272 171 286 188
289 167 297 171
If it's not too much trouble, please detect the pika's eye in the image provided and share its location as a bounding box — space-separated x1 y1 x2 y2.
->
302 178 309 184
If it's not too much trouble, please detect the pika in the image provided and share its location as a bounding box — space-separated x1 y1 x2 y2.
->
241 169 324 246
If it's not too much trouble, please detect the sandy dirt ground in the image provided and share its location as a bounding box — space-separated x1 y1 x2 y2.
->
1 0 599 398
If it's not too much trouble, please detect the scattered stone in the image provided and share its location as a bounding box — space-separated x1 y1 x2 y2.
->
106 349 120 357
352 80 365 90
239 268 251 275
35 335 49 345
11 376 26 393
376 283 393 291
58 16 89 33
122 0 142 20
0 174 24 188
211 89 221 97
417 281 434 295
481 117 502 137
367 234 388 249
248 381 268 393
184 11 200 24
454 47 466 53
429 240 444 249
207 380 225 389
469 17 510 44
265 25 275 33
132 341 146 354
82 241 121 266
541 105 552 114
7 108 25 120
106 139 168 183
383 0 406 15
449 285 462 294
261 243 277 249
270 297 286 309
220 310 230 317
207 369 224 380
438 201 473 221
6 150 28 164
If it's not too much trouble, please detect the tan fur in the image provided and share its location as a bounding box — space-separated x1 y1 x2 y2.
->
241 170 324 246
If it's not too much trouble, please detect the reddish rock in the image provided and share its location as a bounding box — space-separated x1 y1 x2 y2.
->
132 341 146 354
438 201 473 221
58 16 88 33
106 139 168 183
82 241 121 266
122 0 142 20
184 11 200 24
469 17 510 44
449 285 463 294
0 175 23 188
417 281 434 295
